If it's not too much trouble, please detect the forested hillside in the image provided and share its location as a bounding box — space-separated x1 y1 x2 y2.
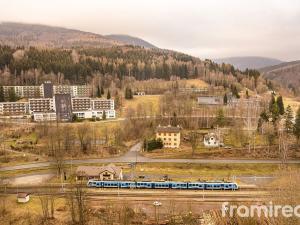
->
260 61 300 95
0 44 270 94
0 22 121 48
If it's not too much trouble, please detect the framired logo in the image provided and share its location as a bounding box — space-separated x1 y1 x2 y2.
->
222 202 300 218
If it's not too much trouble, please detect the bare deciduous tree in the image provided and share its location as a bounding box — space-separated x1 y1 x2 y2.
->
189 131 200 157
77 123 92 154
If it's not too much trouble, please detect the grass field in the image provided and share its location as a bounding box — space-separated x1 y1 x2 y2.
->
2 162 299 183
182 79 209 88
0 195 68 224
141 141 293 160
133 163 290 180
121 95 161 116
283 97 300 112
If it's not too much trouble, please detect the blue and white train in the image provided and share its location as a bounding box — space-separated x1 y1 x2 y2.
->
87 180 239 190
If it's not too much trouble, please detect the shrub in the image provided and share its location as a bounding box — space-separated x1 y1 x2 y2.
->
144 138 163 151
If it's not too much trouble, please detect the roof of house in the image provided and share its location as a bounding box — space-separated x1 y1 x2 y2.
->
17 193 29 198
204 133 219 141
76 164 122 177
197 96 223 105
156 125 181 133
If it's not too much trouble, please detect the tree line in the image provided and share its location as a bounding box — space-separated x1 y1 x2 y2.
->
0 45 264 90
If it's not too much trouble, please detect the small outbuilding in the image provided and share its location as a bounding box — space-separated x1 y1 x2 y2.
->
17 193 30 203
76 164 123 181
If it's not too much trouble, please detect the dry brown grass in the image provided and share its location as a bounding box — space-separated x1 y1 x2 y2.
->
283 97 300 112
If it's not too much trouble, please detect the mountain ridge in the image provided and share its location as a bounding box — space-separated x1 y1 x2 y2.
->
0 22 157 49
105 34 157 48
214 56 284 71
260 60 300 94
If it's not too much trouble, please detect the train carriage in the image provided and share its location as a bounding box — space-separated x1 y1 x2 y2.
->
119 181 136 188
102 181 119 188
205 183 223 190
136 181 153 189
170 182 188 189
188 182 205 190
223 183 238 190
153 182 170 189
87 180 239 190
87 180 98 187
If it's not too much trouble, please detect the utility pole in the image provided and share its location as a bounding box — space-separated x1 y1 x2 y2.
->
246 100 251 153
217 125 221 150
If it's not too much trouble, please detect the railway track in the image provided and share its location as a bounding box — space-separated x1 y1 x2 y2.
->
0 183 264 191
0 185 270 203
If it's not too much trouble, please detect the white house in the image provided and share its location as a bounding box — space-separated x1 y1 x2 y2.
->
17 193 30 203
203 133 220 148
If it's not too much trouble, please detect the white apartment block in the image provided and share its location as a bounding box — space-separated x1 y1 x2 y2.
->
29 98 55 113
0 94 115 121
2 83 91 99
3 86 42 98
53 85 91 97
0 102 29 115
73 85 92 97
92 99 114 110
71 97 92 111
72 98 116 120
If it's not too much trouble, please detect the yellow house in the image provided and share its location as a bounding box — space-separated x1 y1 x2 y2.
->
156 125 181 148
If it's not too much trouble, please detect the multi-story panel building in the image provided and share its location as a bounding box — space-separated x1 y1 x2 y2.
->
2 83 92 99
3 86 42 98
3 86 20 99
0 102 29 115
14 86 24 97
71 97 92 111
53 85 91 97
72 98 115 120
22 86 42 98
29 98 55 113
0 92 116 121
156 125 181 148
53 85 73 96
73 85 92 97
54 94 73 122
92 99 114 110
41 82 54 98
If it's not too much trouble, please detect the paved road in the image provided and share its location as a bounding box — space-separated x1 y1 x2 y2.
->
1 142 300 172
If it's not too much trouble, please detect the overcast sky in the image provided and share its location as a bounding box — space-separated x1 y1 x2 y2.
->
0 0 299 61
